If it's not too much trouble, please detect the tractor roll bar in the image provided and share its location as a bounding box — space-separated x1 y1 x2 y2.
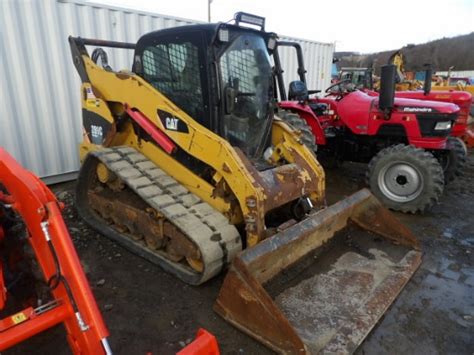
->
274 41 311 101
277 41 307 82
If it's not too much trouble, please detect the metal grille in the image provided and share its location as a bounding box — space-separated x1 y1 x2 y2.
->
142 42 203 121
416 113 457 137
220 49 258 93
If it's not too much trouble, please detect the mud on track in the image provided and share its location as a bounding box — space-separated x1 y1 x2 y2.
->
4 151 474 354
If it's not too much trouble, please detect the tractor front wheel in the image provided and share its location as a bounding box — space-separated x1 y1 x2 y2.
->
367 144 444 213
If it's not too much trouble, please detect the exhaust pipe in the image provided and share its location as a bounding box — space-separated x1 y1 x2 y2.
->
424 65 432 95
379 64 396 117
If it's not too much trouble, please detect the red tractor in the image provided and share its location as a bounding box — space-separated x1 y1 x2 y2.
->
393 90 472 149
274 42 461 213
364 66 472 180
341 66 474 150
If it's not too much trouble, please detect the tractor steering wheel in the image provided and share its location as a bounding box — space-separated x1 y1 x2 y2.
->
325 79 354 100
325 79 352 94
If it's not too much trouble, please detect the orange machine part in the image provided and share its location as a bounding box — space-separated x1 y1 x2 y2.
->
0 148 111 354
177 328 220 355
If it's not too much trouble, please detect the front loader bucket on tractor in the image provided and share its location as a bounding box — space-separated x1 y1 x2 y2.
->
214 189 421 354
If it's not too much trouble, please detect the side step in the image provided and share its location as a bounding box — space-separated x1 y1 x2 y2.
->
214 189 422 354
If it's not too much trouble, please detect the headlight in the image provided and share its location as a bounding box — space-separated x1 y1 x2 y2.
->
218 28 229 42
267 37 276 50
434 121 452 130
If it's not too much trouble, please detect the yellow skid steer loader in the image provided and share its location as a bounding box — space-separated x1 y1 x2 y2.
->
69 12 421 354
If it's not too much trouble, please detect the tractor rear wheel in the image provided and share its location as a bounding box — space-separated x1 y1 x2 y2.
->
435 137 467 183
277 110 318 152
367 144 444 213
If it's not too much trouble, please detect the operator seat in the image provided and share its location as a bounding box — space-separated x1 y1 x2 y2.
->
288 80 328 115
288 80 308 101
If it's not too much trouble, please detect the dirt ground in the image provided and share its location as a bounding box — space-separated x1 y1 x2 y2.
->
5 151 474 355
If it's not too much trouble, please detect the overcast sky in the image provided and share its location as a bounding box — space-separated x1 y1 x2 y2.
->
93 0 473 53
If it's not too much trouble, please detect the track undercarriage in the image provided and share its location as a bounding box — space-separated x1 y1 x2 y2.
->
76 146 242 285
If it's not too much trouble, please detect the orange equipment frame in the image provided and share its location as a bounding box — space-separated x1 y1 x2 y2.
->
0 148 111 354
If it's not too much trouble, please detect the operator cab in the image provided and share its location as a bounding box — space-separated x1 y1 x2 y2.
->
132 12 278 159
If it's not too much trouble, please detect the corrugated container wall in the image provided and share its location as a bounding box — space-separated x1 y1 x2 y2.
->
0 0 334 182
277 36 333 97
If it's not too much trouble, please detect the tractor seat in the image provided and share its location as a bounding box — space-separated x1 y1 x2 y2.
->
288 80 308 101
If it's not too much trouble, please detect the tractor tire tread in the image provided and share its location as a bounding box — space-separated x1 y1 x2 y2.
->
277 109 318 152
366 144 444 213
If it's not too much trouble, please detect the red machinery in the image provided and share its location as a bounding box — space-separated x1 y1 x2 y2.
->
274 42 461 213
177 329 219 355
339 67 474 148
391 90 473 148
0 148 221 354
0 147 112 353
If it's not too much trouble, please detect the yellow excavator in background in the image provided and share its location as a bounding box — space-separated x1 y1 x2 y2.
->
388 50 424 90
69 12 421 354
388 50 474 148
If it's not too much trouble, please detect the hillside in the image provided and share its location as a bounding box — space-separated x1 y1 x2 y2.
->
335 32 474 75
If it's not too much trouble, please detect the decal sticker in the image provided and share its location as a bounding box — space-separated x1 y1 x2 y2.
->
157 109 189 133
82 109 111 145
12 312 27 324
91 125 103 139
401 107 434 113
165 117 179 130
86 87 96 99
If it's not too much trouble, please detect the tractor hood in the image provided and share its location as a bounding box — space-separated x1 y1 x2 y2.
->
363 89 465 114
390 97 460 115
359 90 461 115
395 90 472 104
336 90 460 118
335 91 460 120
395 91 473 115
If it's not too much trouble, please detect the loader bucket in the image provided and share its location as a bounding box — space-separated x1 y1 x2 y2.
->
214 189 421 354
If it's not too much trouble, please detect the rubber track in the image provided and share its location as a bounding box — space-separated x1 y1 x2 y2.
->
78 146 242 285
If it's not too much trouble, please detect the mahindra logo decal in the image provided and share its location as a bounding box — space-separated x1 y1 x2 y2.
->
402 107 434 113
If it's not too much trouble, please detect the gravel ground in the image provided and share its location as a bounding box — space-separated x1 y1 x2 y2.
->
4 151 474 355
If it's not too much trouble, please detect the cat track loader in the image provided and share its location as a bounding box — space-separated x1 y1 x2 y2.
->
69 12 421 353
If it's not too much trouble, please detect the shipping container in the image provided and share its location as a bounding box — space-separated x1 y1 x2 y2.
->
0 0 334 182
435 70 474 78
